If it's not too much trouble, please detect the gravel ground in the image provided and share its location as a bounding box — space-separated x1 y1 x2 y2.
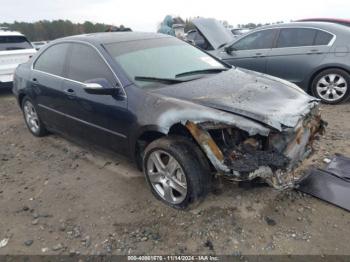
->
0 87 350 256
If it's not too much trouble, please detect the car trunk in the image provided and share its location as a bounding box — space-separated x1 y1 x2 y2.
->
0 49 35 82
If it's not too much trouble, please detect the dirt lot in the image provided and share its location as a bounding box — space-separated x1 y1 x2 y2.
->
0 87 350 256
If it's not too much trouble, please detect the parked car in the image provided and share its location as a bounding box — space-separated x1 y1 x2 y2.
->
0 30 36 86
191 18 350 104
32 41 48 50
13 32 324 209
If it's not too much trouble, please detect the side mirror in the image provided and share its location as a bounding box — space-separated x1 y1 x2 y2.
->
224 46 236 55
83 78 118 95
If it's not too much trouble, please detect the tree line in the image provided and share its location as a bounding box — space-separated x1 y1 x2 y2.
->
0 20 119 41
237 21 284 29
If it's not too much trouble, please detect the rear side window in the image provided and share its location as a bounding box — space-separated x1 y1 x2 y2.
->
314 30 333 45
231 29 276 50
34 43 69 76
67 43 116 85
277 28 316 48
0 35 33 51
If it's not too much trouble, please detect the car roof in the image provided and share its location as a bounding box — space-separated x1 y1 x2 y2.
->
297 18 350 25
58 32 171 45
254 21 350 33
0 30 24 36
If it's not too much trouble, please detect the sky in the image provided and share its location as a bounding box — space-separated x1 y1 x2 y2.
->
0 0 349 31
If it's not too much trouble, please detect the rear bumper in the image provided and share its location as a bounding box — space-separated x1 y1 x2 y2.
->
0 73 13 83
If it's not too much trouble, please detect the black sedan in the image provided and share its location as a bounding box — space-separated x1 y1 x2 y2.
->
13 32 324 209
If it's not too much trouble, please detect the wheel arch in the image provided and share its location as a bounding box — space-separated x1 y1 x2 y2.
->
18 92 27 107
133 123 195 170
308 65 350 93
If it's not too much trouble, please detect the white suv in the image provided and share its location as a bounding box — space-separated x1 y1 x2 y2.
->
0 30 36 85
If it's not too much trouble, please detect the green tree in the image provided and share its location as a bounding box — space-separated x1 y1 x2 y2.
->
0 20 119 41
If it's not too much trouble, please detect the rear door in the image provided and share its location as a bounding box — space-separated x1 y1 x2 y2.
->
60 42 130 154
266 28 334 85
220 29 277 73
31 43 70 131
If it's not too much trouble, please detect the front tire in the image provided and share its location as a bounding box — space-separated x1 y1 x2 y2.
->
143 136 211 209
311 68 350 104
22 97 48 137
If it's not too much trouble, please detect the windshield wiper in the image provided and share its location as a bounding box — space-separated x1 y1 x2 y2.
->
135 76 186 84
175 68 229 78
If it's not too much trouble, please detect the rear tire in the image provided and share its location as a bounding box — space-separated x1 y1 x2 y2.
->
143 136 211 209
311 68 350 104
22 97 48 137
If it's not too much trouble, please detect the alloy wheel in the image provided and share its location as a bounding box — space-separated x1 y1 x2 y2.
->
23 101 40 134
146 150 187 204
316 74 348 102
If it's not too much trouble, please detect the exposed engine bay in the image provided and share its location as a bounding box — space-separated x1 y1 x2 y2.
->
185 107 325 190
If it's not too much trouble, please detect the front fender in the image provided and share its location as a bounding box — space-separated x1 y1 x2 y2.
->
126 84 272 163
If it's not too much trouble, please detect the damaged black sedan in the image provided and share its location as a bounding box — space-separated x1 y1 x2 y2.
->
13 32 325 209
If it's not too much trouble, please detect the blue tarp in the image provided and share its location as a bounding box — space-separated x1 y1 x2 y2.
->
158 15 175 36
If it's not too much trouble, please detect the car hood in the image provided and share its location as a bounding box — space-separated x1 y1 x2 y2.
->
152 69 319 131
192 18 235 50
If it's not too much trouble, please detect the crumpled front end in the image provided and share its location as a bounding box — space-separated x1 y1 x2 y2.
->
185 105 325 189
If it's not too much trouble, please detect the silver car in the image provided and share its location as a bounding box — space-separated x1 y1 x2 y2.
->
189 19 350 104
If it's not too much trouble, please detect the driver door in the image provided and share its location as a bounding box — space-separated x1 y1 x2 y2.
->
220 29 278 73
60 42 131 153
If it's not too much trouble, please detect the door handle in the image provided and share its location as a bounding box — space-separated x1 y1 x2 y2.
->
254 52 266 58
307 49 322 55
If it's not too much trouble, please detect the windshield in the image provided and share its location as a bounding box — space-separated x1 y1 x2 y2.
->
105 37 227 88
0 35 33 51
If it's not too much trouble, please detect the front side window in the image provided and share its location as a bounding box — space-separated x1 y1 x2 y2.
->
67 43 116 85
231 29 276 51
105 37 226 88
277 28 316 48
0 35 33 51
34 43 69 76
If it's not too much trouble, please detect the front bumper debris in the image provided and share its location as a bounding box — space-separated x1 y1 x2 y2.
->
185 107 325 190
297 154 350 211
